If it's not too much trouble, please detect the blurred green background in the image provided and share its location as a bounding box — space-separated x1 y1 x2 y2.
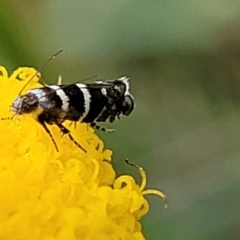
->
1 1 240 239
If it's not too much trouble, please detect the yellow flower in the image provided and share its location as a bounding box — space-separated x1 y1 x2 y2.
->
0 66 167 240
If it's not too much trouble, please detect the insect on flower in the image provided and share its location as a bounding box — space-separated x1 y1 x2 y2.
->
3 50 135 152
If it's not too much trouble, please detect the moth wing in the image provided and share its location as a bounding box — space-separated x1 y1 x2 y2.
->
59 82 115 90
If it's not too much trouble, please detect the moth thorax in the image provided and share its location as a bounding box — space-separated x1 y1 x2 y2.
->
11 93 39 114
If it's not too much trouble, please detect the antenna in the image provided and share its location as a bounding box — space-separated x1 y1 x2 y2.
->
80 74 98 82
19 49 64 95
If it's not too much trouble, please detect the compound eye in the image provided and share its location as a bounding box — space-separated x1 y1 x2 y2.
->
122 95 134 116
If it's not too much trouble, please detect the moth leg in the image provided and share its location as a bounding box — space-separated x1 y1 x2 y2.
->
37 114 59 152
56 122 86 153
90 122 115 133
68 121 77 129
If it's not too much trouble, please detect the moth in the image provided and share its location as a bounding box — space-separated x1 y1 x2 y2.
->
10 75 134 152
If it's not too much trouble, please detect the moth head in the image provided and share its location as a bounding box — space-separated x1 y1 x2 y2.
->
108 77 134 116
121 94 134 116
104 77 131 103
113 77 130 96
11 93 39 115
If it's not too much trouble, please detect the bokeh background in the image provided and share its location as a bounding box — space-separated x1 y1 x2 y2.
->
1 1 240 239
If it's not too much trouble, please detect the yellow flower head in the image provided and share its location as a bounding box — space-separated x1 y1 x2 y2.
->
0 67 166 240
